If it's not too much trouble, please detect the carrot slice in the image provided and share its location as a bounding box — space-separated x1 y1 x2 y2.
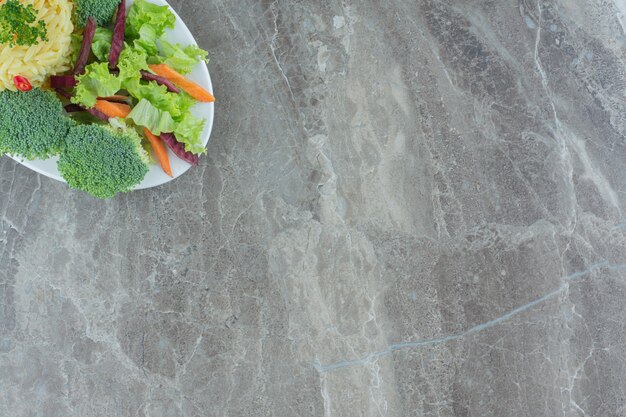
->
94 100 132 118
148 64 215 103
143 128 173 177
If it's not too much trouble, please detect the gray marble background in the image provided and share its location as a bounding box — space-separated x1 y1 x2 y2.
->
2 0 626 416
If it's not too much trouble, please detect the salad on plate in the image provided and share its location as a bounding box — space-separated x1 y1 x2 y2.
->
0 0 214 198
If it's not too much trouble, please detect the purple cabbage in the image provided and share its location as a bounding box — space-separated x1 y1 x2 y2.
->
62 97 109 121
108 0 126 69
55 88 72 99
66 105 109 122
140 71 180 93
87 107 110 121
73 16 97 74
160 133 199 166
50 75 77 89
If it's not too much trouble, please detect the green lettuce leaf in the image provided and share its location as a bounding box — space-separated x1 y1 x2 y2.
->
91 27 113 61
173 112 206 154
126 0 175 40
132 24 158 55
123 78 194 119
156 40 208 74
117 46 149 82
171 92 196 120
108 116 127 130
72 62 121 108
127 98 176 135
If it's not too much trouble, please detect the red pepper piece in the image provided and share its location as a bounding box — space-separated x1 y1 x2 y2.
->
13 75 32 92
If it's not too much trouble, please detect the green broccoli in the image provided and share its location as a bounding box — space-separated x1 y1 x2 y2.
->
0 88 72 160
75 0 121 26
58 124 149 199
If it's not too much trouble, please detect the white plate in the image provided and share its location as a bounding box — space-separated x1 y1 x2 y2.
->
8 0 214 190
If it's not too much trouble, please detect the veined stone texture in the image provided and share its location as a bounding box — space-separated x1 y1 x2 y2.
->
2 0 626 416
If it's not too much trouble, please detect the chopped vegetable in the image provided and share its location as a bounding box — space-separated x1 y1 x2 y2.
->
143 128 172 176
50 75 78 89
124 78 193 118
117 46 149 82
64 104 85 113
98 95 129 102
148 64 215 102
55 88 72 100
140 70 180 93
109 0 127 68
132 24 158 55
156 40 208 74
127 98 175 135
87 107 110 121
72 62 122 108
0 0 47 47
73 17 98 74
173 112 206 154
91 27 113 61
64 101 110 121
0 89 72 160
94 99 131 118
75 0 122 26
70 33 83 64
160 132 199 166
13 76 32 92
125 0 175 39
58 124 149 199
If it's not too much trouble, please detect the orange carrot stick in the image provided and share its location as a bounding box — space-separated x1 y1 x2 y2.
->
94 100 132 118
143 128 173 177
148 64 215 103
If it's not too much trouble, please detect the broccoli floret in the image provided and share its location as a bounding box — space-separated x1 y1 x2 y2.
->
75 0 121 26
58 124 149 199
0 88 72 160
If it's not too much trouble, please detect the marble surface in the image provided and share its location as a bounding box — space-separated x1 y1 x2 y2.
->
2 0 626 416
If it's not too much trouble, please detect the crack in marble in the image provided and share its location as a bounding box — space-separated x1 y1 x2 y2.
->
268 1 296 105
314 261 626 373
533 0 559 126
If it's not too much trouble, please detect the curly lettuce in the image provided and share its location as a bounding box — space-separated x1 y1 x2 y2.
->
125 0 175 39
117 46 149 82
123 78 194 119
127 98 175 135
91 27 113 61
72 62 121 108
132 24 158 55
156 40 208 74
173 112 206 154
